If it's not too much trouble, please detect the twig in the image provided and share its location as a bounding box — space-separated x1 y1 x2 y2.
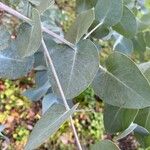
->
0 2 82 149
42 39 82 150
0 2 75 49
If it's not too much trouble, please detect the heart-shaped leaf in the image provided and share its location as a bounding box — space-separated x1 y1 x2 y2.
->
76 0 97 13
92 52 150 109
104 104 138 133
113 36 133 55
29 0 54 13
17 9 42 57
46 39 99 99
23 81 51 101
113 6 137 38
25 103 78 150
95 0 123 27
0 25 10 51
0 41 33 79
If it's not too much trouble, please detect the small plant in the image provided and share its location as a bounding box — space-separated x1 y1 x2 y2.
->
0 0 150 149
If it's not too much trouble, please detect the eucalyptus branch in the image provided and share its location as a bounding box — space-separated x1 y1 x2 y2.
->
42 39 83 150
0 2 75 49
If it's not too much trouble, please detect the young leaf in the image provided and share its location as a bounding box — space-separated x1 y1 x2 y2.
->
23 81 51 101
89 20 110 39
95 0 123 27
114 123 138 141
47 39 99 99
144 31 150 48
90 140 120 150
0 25 10 51
104 104 138 134
29 0 54 14
65 9 95 44
134 107 150 148
76 0 97 13
42 94 58 114
92 52 150 109
0 42 33 79
113 36 133 55
17 9 42 57
132 32 146 55
113 6 137 38
25 103 78 150
35 70 48 87
139 62 150 82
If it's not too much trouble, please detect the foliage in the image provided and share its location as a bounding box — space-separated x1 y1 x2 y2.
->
0 0 150 149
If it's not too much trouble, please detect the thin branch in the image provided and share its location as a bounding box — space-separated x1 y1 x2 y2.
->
0 2 75 49
0 2 82 149
84 19 104 40
42 39 82 150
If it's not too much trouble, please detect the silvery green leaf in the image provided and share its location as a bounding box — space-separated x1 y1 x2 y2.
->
114 123 137 141
95 0 123 27
0 42 33 79
42 94 58 114
92 52 150 109
23 81 51 101
134 125 149 136
34 51 47 70
65 9 95 44
113 6 137 38
29 0 54 14
17 9 42 57
25 103 78 150
0 25 10 51
35 71 48 87
132 32 146 54
104 104 138 133
113 36 133 55
139 62 150 82
47 39 99 99
76 0 97 13
144 31 150 48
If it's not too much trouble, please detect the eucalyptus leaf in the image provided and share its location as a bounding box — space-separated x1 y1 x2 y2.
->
132 32 146 54
90 140 120 150
65 9 95 44
0 42 33 79
0 25 10 51
92 52 150 109
139 62 150 82
104 104 138 133
17 9 42 57
113 6 137 38
89 20 110 39
76 0 97 13
47 39 99 99
35 71 48 87
134 125 149 136
25 103 78 150
42 94 58 114
95 0 123 27
144 31 150 48
114 123 137 141
113 36 133 55
29 0 54 13
134 107 150 148
23 81 51 101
